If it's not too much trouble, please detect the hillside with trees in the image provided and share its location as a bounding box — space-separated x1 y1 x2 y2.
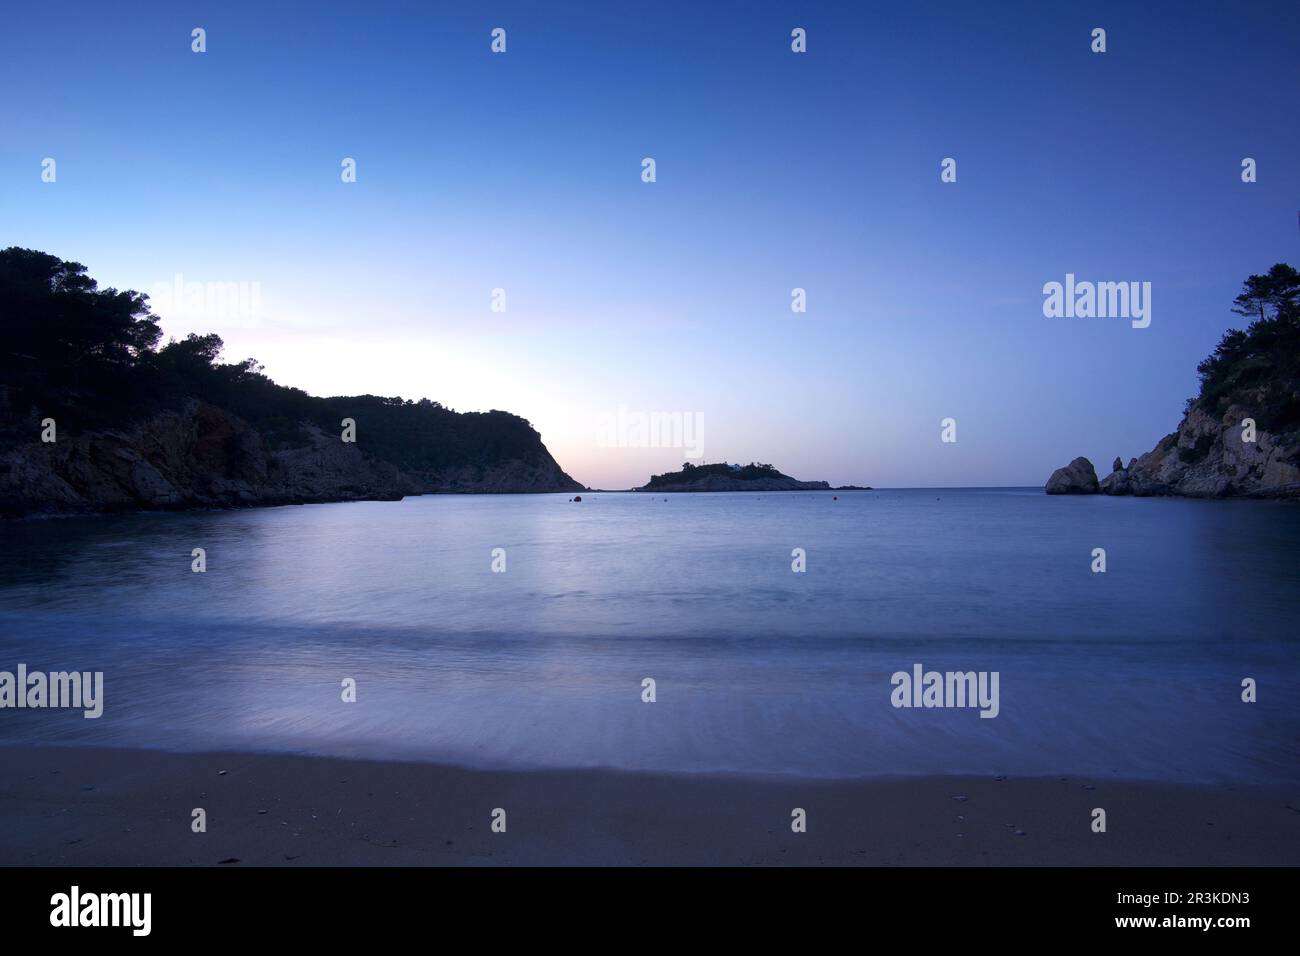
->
0 248 580 516
1047 263 1300 498
639 461 832 492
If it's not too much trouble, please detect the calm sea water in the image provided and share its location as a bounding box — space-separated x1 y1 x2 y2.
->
1 489 1297 782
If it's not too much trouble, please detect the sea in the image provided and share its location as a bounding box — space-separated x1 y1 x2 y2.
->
1 489 1296 783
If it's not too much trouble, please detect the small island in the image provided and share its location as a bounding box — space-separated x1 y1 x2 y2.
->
635 461 863 492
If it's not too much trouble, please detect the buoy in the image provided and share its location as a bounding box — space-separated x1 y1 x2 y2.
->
574 495 582 502
833 496 838 500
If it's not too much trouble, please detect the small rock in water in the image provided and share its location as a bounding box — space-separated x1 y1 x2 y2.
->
1045 456 1100 495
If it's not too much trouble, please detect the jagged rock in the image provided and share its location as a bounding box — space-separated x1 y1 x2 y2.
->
1099 468 1127 495
1049 260 1300 501
1112 457 1123 473
1094 400 1300 499
1045 457 1099 494
412 459 581 494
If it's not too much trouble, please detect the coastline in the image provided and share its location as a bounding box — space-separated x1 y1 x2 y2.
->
3 745 1296 866
14 483 1300 521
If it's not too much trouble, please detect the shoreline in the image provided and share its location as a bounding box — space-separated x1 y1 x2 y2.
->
11 486 1298 522
2 745 1296 866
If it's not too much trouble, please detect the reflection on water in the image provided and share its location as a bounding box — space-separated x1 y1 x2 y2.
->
1 490 1297 781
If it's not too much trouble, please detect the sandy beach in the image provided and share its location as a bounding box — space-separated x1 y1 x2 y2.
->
2 746 1297 866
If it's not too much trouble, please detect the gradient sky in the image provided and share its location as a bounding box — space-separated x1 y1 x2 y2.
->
3 1 1298 489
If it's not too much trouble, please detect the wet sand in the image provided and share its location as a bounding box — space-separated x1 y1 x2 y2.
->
1 746 1297 866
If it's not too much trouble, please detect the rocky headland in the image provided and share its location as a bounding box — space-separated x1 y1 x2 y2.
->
1046 264 1300 500
0 247 581 518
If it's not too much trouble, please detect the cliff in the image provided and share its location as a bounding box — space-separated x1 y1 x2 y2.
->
0 400 581 517
1046 264 1300 499
1096 401 1300 498
0 247 581 517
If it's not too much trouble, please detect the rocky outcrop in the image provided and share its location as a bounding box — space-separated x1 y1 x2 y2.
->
1096 400 1300 499
1044 457 1100 494
0 401 413 517
1047 263 1300 500
412 459 583 494
0 400 582 517
1046 401 1300 500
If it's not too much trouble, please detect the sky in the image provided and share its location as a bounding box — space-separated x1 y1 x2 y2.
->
2 0 1298 489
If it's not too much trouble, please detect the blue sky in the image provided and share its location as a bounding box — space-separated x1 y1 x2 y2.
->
2 0 1297 488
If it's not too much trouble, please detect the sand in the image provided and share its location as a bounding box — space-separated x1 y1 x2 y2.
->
1 746 1297 866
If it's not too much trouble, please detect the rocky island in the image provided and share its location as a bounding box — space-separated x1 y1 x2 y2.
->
0 248 581 517
1046 264 1300 499
636 461 837 492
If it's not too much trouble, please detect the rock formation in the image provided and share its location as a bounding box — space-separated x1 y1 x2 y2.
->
0 400 581 518
1048 407 1300 500
1095 401 1300 498
0 247 584 517
1044 457 1100 495
1047 263 1300 500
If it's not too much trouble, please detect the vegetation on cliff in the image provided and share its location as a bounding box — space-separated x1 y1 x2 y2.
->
1047 264 1300 498
0 248 579 503
1190 263 1300 433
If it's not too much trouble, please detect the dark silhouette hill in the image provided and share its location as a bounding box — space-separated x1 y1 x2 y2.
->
0 248 580 516
638 461 831 492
